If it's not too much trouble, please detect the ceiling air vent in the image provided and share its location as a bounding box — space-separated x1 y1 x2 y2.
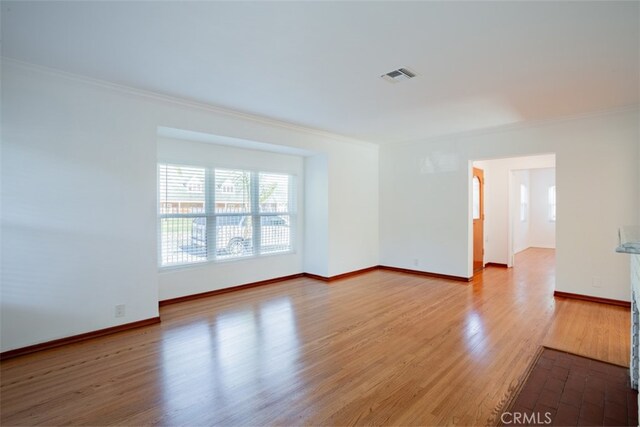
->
381 67 417 83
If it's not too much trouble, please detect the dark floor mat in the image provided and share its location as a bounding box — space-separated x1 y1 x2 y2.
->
500 347 638 426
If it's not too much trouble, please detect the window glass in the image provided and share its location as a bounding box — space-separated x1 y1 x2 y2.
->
259 173 290 213
472 176 480 220
216 215 253 259
215 169 251 214
158 165 207 266
520 184 528 222
261 215 291 254
548 185 556 221
159 164 205 214
158 164 295 267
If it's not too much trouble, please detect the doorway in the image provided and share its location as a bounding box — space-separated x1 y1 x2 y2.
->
472 167 484 273
469 154 556 274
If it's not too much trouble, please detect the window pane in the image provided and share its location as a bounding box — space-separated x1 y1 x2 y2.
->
216 215 253 259
159 164 205 214
520 184 528 222
472 176 480 220
160 217 207 266
549 186 556 221
259 173 290 213
261 215 291 254
158 164 297 267
215 169 251 214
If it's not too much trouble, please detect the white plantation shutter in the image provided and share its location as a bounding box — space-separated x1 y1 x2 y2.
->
259 173 290 214
158 164 296 267
259 172 295 254
215 169 251 214
158 164 207 266
214 168 253 260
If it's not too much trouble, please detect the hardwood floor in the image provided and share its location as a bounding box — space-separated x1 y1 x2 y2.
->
0 248 630 426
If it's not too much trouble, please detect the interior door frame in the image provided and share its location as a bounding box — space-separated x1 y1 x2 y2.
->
507 170 516 268
472 167 485 273
468 156 557 276
467 162 478 276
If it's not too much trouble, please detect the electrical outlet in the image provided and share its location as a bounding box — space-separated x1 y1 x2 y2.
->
592 276 602 288
115 304 126 318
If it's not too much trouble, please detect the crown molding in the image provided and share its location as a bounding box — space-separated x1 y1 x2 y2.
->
386 104 640 148
4 57 637 149
1 57 377 149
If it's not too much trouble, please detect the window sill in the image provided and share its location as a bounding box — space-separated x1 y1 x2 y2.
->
158 250 298 272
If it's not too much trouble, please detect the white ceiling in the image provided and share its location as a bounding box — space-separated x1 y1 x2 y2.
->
3 1 639 144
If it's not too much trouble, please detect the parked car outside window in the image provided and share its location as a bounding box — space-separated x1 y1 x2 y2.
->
192 215 289 256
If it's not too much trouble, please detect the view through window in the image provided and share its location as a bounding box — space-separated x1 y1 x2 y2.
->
548 185 556 222
520 184 528 222
158 164 295 267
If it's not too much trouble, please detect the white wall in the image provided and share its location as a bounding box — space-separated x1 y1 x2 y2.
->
156 137 305 301
1 60 379 352
381 109 638 301
530 168 556 249
1 56 635 354
304 155 329 277
328 144 379 275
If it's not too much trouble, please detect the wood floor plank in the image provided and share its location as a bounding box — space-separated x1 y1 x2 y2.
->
0 248 630 426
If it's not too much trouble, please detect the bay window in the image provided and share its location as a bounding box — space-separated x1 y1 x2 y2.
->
158 164 295 267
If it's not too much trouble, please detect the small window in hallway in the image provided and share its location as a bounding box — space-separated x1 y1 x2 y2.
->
520 184 528 222
472 176 481 220
548 185 556 222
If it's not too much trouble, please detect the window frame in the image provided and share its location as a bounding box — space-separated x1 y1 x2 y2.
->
472 176 481 220
158 163 297 269
548 185 557 222
520 184 528 223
